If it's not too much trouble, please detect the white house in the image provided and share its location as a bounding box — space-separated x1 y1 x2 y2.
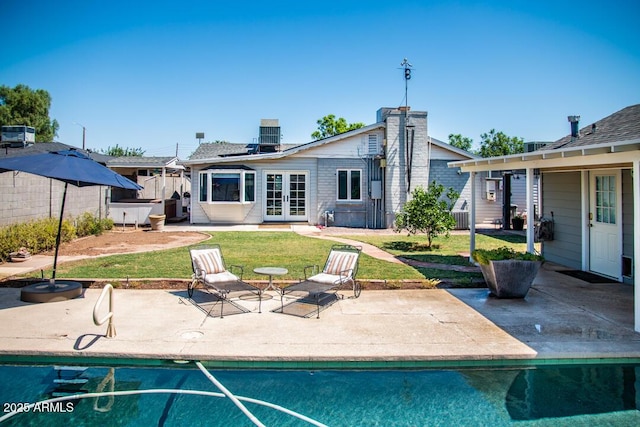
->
183 107 489 229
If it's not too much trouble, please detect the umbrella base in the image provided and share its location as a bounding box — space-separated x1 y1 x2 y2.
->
20 280 83 303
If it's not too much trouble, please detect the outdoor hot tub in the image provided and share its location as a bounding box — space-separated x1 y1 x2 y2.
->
108 198 176 225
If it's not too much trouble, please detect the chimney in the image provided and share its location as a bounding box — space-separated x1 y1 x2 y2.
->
567 115 580 138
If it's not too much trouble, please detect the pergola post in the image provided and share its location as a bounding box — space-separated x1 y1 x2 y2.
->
633 160 640 332
526 168 535 253
469 172 476 263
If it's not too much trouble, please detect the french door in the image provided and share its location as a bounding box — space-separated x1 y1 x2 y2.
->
589 171 621 279
264 171 308 221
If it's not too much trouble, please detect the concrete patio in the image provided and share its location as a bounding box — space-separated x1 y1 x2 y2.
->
0 260 638 365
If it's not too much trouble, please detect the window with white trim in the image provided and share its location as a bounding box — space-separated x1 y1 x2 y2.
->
199 172 208 202
198 170 256 203
337 169 362 201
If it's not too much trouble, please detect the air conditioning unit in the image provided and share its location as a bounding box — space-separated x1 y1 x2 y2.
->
452 211 469 229
525 142 548 152
258 119 280 153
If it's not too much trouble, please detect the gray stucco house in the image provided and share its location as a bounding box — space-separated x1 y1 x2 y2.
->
450 104 640 331
183 107 485 229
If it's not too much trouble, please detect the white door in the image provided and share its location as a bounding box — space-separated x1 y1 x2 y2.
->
264 172 308 222
589 171 622 279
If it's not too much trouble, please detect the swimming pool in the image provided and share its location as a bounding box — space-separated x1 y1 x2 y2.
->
1 360 639 426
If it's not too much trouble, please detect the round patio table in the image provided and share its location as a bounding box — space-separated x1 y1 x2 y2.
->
253 267 288 292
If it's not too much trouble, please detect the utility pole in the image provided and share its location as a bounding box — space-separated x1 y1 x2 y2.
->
74 122 86 150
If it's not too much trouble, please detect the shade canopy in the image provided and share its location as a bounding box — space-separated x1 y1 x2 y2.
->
0 149 142 189
0 149 143 284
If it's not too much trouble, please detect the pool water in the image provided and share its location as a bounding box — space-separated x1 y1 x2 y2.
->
0 362 639 426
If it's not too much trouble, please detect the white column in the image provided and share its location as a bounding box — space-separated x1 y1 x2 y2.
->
161 167 166 215
526 168 534 253
633 161 640 332
469 172 476 263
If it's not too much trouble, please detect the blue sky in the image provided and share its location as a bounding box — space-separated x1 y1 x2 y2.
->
2 1 639 158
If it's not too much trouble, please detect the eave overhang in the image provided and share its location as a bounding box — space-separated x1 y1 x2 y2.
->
448 139 640 172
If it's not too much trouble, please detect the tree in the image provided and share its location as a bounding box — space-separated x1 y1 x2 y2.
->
394 182 460 249
448 133 473 152
99 144 145 157
478 129 524 157
311 114 365 140
0 84 59 142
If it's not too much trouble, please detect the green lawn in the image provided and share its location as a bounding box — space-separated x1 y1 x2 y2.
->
31 231 528 285
341 231 532 286
37 232 423 281
345 231 530 263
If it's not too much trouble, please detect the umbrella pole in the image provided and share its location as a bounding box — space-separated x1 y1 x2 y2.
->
51 182 68 282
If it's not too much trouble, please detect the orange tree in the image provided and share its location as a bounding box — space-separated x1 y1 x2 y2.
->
393 181 459 249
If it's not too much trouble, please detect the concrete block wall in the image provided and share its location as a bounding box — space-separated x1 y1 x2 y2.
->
0 173 105 227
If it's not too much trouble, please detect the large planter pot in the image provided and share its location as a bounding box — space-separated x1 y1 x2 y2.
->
512 217 525 231
479 260 541 298
148 214 166 231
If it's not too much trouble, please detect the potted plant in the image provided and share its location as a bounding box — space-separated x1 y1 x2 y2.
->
512 214 525 231
148 214 166 231
9 247 31 263
472 247 543 298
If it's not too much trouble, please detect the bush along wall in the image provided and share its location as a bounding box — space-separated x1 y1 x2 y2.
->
0 214 113 263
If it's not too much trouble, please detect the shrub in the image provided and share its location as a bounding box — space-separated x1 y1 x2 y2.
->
394 181 459 249
418 278 442 289
0 218 75 262
0 213 111 262
76 212 114 237
472 246 544 265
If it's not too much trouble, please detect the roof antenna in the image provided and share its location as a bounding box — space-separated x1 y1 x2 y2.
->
400 58 415 193
400 58 412 110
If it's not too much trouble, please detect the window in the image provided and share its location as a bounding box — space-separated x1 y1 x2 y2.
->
212 173 240 201
337 169 362 201
199 173 208 202
595 175 616 224
244 172 255 202
199 170 255 203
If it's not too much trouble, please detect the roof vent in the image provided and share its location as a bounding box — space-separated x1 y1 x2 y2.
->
567 115 580 138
